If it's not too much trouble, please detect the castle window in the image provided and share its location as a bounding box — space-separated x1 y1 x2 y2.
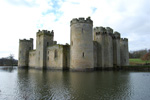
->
82 52 84 58
82 28 83 33
29 47 31 50
47 42 49 46
54 50 58 58
71 41 73 46
96 32 100 35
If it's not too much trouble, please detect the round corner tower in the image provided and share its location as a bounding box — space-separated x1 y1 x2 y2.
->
93 27 113 68
70 17 94 71
120 38 129 66
93 27 105 68
18 38 33 68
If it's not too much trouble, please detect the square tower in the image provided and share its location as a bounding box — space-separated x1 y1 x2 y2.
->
36 30 54 69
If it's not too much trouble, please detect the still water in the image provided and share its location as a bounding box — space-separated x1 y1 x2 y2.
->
0 67 150 100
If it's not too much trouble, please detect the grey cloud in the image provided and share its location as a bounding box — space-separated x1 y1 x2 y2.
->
112 1 150 50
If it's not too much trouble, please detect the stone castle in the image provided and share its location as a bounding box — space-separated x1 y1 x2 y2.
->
18 17 129 71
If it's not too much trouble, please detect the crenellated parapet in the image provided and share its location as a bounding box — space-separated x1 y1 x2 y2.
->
70 17 93 26
113 31 121 39
106 27 113 35
94 27 106 32
36 30 54 37
53 41 57 45
94 27 107 35
19 38 33 43
120 38 128 42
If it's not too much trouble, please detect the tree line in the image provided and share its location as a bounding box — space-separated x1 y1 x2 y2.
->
129 49 150 58
0 54 18 66
129 49 150 64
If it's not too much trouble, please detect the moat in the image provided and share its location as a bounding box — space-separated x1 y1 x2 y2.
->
0 67 150 100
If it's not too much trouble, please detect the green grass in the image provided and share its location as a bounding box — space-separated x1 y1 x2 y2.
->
129 58 150 65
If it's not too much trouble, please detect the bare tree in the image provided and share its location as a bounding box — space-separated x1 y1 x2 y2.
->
141 53 150 64
8 54 14 66
0 54 18 66
129 49 149 58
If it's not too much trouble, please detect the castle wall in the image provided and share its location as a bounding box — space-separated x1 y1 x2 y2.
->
70 17 94 70
93 41 98 68
46 44 70 69
113 32 121 67
18 38 33 68
29 50 36 67
120 38 129 66
46 45 63 69
35 30 54 69
63 45 70 69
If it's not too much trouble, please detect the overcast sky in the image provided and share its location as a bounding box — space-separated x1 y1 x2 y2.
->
0 0 150 59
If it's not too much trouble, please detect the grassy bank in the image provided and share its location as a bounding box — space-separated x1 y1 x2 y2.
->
129 58 150 65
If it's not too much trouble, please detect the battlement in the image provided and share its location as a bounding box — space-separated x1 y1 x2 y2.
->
36 30 54 36
53 41 57 45
19 38 33 43
120 38 128 42
106 27 113 34
113 31 120 39
94 27 105 32
94 27 107 35
70 17 93 26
